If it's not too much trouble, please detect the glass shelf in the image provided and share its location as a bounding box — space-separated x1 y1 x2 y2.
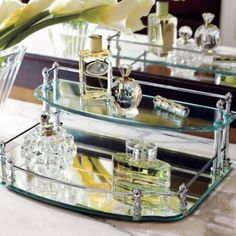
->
109 38 236 78
1 126 233 222
34 79 236 132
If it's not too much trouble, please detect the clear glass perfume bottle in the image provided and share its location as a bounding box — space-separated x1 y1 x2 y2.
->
79 34 112 99
194 13 221 51
112 139 171 207
148 0 177 56
167 26 203 78
21 112 77 180
111 64 142 117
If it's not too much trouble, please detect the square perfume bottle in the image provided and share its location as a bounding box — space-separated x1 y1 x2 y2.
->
79 34 112 99
148 0 177 56
112 139 171 209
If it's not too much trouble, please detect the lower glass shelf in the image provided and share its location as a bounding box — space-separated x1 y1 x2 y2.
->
0 125 233 222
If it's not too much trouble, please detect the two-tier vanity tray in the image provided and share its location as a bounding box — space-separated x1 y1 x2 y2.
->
1 39 236 222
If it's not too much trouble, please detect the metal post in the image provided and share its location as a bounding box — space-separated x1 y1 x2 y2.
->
52 62 61 126
212 99 224 175
42 67 50 113
179 183 188 212
143 51 147 71
107 32 121 67
6 158 15 186
222 92 233 168
133 189 142 217
0 141 5 183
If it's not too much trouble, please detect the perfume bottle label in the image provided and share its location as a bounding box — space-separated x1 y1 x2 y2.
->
85 60 109 77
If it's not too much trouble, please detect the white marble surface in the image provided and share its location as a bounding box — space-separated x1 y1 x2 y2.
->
0 98 236 236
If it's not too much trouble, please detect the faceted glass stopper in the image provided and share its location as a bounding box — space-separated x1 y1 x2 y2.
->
118 64 132 78
179 26 193 41
194 12 221 50
202 12 215 26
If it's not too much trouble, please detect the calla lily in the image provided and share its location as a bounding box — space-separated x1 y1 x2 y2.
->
80 0 155 33
0 0 155 50
49 0 116 15
126 0 155 32
0 0 25 28
1 0 55 30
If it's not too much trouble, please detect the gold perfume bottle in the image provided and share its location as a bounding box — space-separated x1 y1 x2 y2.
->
79 34 112 99
148 0 177 56
113 139 171 207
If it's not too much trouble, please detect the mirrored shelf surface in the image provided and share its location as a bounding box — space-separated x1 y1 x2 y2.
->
34 79 236 132
1 126 233 222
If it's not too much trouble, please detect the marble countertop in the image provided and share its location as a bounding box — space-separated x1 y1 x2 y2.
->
0 98 236 236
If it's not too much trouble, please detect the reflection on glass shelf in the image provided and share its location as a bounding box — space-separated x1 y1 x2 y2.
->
109 38 236 83
34 79 236 132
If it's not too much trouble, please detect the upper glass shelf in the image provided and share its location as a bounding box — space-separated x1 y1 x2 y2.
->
34 79 236 132
109 37 236 78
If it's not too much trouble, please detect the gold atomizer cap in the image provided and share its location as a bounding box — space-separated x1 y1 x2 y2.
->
89 34 102 53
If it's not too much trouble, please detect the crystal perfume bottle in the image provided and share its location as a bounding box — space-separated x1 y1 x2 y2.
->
21 112 77 179
167 26 203 78
79 34 112 99
111 64 142 117
112 139 171 207
194 13 221 51
148 0 177 56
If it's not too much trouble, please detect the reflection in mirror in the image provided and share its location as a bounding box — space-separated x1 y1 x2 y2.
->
3 124 232 221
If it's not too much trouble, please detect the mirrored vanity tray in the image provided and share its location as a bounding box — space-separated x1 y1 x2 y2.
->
0 125 234 222
1 62 235 222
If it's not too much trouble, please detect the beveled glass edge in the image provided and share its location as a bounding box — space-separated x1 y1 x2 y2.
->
34 82 236 133
6 185 184 222
112 54 236 77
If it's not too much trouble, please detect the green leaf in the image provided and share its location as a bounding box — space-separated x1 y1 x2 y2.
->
0 11 50 49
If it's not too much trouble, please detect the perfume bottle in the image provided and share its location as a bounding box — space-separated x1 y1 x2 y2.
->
79 34 112 99
111 64 142 117
113 139 171 207
167 26 202 78
148 0 177 56
21 112 77 179
153 95 190 118
194 13 221 51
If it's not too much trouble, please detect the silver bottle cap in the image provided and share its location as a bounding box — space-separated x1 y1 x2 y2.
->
40 112 55 136
126 139 157 161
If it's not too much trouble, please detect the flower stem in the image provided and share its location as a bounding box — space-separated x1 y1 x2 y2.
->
4 13 84 49
0 11 50 49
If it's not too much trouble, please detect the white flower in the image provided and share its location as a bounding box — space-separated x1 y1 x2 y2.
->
49 0 116 15
0 0 55 29
0 0 25 24
79 0 155 33
0 0 155 49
